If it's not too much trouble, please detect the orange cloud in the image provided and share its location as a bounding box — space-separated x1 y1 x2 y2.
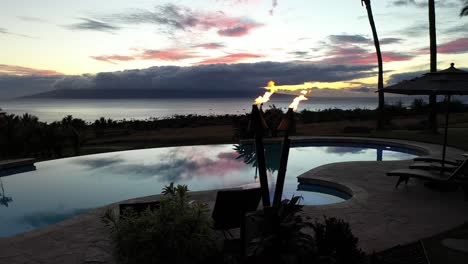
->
197 53 264 64
0 64 62 76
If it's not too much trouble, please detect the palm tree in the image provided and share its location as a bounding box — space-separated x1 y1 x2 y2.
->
0 179 13 207
461 3 468 16
234 143 282 175
428 0 438 132
361 0 384 130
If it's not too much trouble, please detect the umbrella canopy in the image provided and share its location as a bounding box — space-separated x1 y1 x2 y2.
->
381 63 468 95
380 63 468 171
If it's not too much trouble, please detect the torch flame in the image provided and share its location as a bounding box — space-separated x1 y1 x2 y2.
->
254 81 310 107
254 91 274 105
254 80 277 105
289 94 308 111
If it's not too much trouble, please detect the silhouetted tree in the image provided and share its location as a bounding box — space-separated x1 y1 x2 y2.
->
361 0 385 130
263 105 284 137
0 179 13 207
234 143 281 175
61 115 86 155
0 108 5 128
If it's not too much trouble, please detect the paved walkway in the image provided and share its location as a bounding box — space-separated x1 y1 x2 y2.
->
0 137 467 263
299 160 468 252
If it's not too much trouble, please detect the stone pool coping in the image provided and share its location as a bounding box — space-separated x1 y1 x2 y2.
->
0 136 467 263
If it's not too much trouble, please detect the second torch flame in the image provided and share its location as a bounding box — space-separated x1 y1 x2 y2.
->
254 81 309 111
289 90 308 111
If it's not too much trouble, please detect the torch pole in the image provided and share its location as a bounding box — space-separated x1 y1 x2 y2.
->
273 108 294 206
273 135 291 206
251 104 271 207
255 134 271 207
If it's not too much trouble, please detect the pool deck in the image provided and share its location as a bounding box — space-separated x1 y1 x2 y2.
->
1 137 467 263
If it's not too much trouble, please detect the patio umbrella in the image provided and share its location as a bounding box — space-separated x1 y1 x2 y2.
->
380 63 468 170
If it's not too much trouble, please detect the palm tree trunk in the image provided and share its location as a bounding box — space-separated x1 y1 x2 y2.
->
428 0 438 133
363 0 385 130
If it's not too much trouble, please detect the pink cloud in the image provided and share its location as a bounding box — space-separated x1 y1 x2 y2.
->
197 53 264 64
192 42 225 49
437 38 468 54
418 38 468 54
139 48 198 61
194 156 245 176
0 64 62 75
187 11 261 37
347 52 415 64
217 23 260 37
90 55 135 64
217 151 240 159
321 45 414 65
91 48 200 63
124 4 263 37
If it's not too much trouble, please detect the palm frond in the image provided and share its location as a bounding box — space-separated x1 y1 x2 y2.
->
461 5 468 16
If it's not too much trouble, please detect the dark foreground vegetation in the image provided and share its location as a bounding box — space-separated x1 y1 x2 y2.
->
1 98 468 160
102 183 364 264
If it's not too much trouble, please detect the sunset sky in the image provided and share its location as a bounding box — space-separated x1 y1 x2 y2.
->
1 0 467 98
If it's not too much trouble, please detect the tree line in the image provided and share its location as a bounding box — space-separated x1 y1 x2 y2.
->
1 99 468 159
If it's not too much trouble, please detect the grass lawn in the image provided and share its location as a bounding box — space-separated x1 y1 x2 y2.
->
76 113 468 156
297 113 468 151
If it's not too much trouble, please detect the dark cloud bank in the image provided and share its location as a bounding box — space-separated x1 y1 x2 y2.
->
2 62 378 99
0 75 61 99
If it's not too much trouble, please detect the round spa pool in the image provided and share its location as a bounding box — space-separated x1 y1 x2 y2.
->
0 142 422 237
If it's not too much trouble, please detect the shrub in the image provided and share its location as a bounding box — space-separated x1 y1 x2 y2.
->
263 104 284 136
312 217 365 264
102 183 217 264
248 198 364 264
248 197 316 264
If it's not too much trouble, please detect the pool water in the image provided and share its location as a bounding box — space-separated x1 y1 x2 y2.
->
0 143 420 237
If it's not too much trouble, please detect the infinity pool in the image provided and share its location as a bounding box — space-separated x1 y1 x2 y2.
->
0 143 421 237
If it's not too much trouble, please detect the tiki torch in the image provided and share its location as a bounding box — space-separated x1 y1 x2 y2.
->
272 94 307 206
249 104 271 207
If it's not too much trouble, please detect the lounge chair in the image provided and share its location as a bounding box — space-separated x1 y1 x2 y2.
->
212 187 261 230
413 156 461 166
409 162 458 173
387 160 468 188
212 187 262 257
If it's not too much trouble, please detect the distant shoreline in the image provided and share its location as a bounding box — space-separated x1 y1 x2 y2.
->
2 96 464 124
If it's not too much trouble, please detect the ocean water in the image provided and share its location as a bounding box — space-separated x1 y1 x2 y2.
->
0 96 459 123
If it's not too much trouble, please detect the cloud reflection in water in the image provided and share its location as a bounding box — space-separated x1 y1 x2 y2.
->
75 156 125 169
91 148 247 182
325 147 366 155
